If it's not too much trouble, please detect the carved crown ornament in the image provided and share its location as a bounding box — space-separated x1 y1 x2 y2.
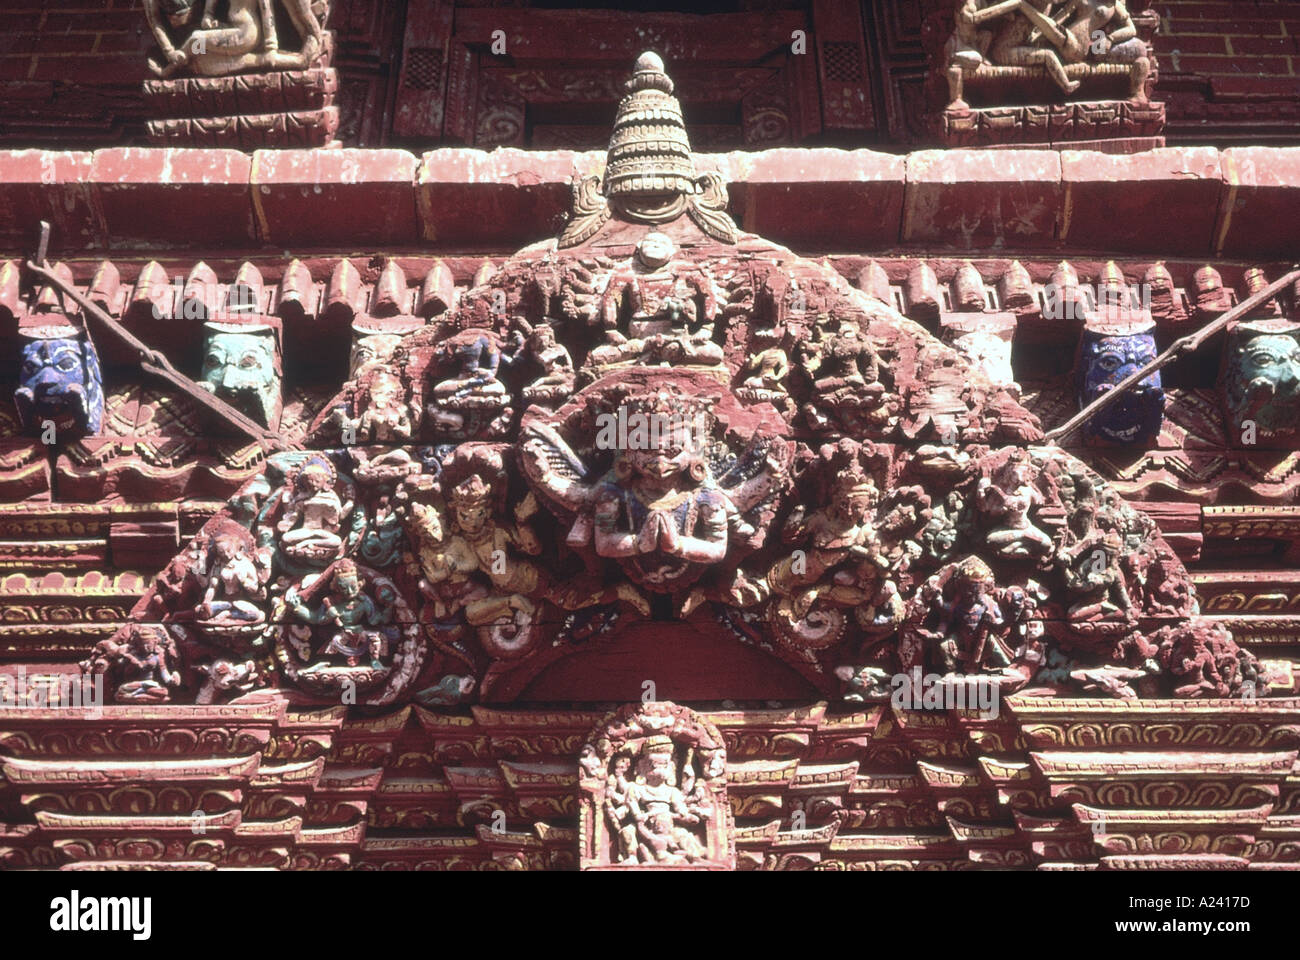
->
86 51 1278 728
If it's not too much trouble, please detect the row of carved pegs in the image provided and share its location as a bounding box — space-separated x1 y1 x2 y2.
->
0 256 510 328
853 258 1293 326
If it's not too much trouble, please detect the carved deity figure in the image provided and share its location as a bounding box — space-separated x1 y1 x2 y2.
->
82 626 182 703
1222 321 1300 444
268 455 353 566
199 322 282 428
1153 619 1257 699
520 324 575 407
144 0 326 78
286 559 392 670
736 317 791 409
1077 325 1163 446
586 233 725 376
619 737 707 865
341 366 413 444
1059 527 1133 621
975 452 1054 559
15 333 104 436
522 388 787 614
948 0 1150 104
908 557 1010 674
426 333 513 438
580 702 730 870
404 474 546 659
196 527 268 628
767 442 903 649
795 314 893 436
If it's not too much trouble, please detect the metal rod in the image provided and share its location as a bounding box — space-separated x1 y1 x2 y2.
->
25 223 294 451
1044 266 1300 445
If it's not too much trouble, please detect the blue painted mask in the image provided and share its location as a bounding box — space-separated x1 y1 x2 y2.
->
1077 330 1162 446
15 335 104 436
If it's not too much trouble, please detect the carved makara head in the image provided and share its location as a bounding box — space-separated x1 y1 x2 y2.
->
1223 320 1300 443
14 332 104 436
1077 323 1163 446
200 322 282 428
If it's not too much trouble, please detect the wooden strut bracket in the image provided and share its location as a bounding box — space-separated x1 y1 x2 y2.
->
25 222 296 452
1044 265 1300 444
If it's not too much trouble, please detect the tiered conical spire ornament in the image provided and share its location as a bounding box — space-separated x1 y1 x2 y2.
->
559 51 739 248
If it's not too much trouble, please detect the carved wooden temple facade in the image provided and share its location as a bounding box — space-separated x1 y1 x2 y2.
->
2 0 1300 872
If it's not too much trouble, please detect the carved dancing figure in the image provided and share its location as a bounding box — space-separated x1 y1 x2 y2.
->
976 453 1054 559
145 0 325 78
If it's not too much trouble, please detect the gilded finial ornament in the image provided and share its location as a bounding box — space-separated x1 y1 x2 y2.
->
558 51 739 248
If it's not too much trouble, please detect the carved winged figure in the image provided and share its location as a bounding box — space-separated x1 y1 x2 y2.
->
520 392 788 612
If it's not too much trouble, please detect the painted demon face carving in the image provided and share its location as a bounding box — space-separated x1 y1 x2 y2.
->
15 336 104 436
1078 331 1162 446
200 327 281 428
1224 328 1300 442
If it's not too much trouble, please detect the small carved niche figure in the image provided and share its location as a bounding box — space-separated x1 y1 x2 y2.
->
194 520 270 641
341 365 413 445
144 0 326 78
426 332 513 439
975 450 1054 560
81 625 182 704
579 702 732 870
795 313 893 437
736 314 791 410
520 323 575 408
262 454 356 568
